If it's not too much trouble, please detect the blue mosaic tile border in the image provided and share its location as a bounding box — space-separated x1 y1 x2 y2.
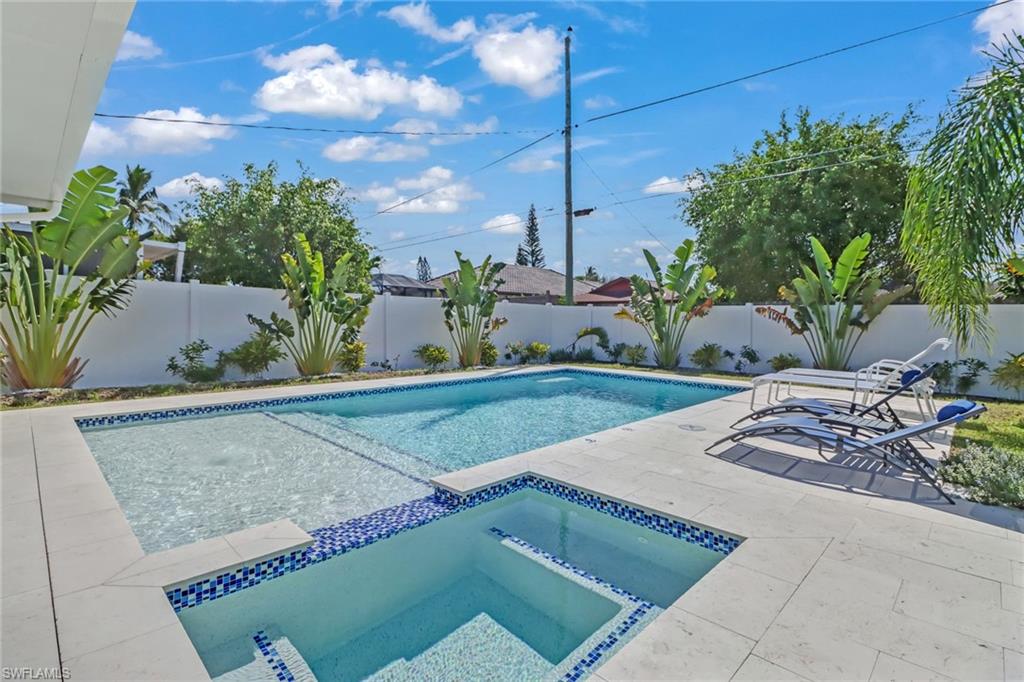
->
167 474 742 613
77 367 739 429
487 527 655 682
252 630 295 682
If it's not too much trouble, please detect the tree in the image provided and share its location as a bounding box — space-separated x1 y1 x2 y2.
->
118 164 170 233
614 239 723 369
1 167 144 389
682 107 916 302
901 35 1024 346
516 204 545 267
576 265 603 282
177 162 371 288
756 233 911 370
248 234 374 376
416 256 432 282
441 252 507 367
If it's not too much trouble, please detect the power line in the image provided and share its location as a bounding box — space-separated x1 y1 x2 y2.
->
366 129 558 218
94 112 547 137
378 208 561 252
573 146 671 253
587 0 1016 124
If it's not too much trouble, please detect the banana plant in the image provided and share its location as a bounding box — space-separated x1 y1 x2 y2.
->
249 233 374 375
441 252 507 367
756 233 911 370
1 166 144 389
614 240 722 369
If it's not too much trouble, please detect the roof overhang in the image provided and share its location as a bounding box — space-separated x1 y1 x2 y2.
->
1 1 134 219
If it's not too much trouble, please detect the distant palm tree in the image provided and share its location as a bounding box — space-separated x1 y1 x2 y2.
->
117 165 170 234
901 35 1024 346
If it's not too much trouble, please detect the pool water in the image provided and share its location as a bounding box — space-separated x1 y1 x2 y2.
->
82 370 733 551
177 489 727 681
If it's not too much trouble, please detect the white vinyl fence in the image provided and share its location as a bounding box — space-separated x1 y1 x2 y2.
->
70 279 1024 397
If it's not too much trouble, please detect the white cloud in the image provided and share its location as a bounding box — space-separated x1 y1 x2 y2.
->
323 135 428 162
573 67 623 86
255 44 463 120
642 174 703 195
116 31 163 61
974 1 1024 46
386 115 499 145
482 213 523 235
741 81 777 92
508 156 560 173
380 3 477 43
584 94 617 110
323 0 343 20
473 25 562 98
125 107 235 154
395 165 452 189
81 122 127 156
388 230 407 241
220 80 245 93
156 172 224 199
361 166 481 213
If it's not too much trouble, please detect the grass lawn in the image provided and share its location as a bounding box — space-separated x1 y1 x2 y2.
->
950 399 1024 456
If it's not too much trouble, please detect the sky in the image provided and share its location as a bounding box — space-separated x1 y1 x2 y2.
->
82 0 1023 280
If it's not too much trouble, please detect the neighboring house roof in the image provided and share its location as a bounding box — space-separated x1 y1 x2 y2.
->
372 273 439 291
575 276 633 305
428 263 598 298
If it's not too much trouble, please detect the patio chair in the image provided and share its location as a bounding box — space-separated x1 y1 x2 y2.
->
748 338 951 417
706 399 986 504
732 364 938 429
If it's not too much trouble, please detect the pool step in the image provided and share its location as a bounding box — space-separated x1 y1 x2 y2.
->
364 613 550 682
214 629 317 682
266 412 446 482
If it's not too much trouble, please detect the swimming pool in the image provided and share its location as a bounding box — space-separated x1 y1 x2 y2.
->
174 481 738 681
80 369 736 551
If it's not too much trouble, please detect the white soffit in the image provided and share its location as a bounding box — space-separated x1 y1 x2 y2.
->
1 1 134 211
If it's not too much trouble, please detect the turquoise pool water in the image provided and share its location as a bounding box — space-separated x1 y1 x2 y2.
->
178 489 726 681
82 370 733 551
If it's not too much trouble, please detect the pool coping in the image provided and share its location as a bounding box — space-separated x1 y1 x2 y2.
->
7 364 1021 681
1 364 752 680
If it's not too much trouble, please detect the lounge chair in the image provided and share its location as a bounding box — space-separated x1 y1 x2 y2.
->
749 338 951 417
732 364 938 429
706 399 985 504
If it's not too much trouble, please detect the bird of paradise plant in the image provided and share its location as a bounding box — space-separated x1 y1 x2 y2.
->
248 233 374 375
614 240 722 369
441 252 507 367
756 233 911 370
1 166 144 389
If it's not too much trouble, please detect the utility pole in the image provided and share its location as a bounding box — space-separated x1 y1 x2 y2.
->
563 26 574 304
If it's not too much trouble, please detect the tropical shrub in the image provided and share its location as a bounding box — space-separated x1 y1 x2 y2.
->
337 341 367 372
623 343 647 366
504 341 526 364
769 353 802 372
756 233 911 370
991 353 1024 399
248 233 373 376
933 358 989 395
606 342 628 364
166 340 225 383
414 343 450 372
441 252 507 367
615 240 722 369
940 444 1024 509
523 342 550 364
734 345 760 372
1 166 145 389
573 347 597 363
570 326 610 355
220 330 285 378
548 348 574 363
690 342 725 370
479 340 498 367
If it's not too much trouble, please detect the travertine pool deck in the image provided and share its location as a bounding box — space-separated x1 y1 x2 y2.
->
2 365 1022 681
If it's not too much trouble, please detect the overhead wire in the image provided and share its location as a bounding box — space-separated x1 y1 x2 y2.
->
586 0 1016 124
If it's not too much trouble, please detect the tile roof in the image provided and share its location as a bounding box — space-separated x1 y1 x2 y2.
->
428 263 598 297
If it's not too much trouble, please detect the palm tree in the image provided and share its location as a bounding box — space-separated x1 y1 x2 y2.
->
117 165 171 234
901 34 1024 346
